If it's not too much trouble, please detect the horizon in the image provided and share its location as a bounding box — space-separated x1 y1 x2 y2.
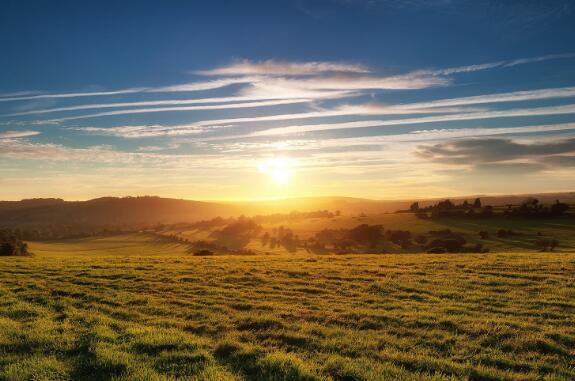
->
2 190 575 204
1 1 575 200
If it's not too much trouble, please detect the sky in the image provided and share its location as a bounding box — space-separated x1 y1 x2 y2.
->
1 0 575 201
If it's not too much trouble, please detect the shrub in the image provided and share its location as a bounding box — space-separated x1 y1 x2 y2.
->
496 229 513 238
386 230 412 247
414 235 427 245
535 238 558 252
193 249 214 256
0 240 31 257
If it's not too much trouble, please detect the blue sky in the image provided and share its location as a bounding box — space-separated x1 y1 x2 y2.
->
1 0 575 200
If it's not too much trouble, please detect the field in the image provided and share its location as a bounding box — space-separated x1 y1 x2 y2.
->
0 234 574 381
165 213 575 254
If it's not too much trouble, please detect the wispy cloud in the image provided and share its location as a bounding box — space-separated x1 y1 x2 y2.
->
0 88 146 103
247 103 575 137
7 92 347 117
397 86 575 109
194 59 370 76
0 130 41 139
75 125 208 138
204 123 575 153
47 98 313 122
4 54 572 107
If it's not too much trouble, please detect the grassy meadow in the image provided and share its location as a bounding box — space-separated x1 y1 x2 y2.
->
0 232 574 381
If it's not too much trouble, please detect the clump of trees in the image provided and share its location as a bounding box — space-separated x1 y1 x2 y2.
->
304 225 487 254
409 198 571 220
0 230 31 256
385 230 412 248
261 225 301 252
193 249 214 256
425 229 487 254
217 217 261 237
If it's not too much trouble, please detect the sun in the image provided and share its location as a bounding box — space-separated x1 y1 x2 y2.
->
258 157 293 185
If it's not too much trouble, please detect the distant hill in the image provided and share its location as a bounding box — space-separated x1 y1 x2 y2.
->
0 197 244 227
0 193 573 227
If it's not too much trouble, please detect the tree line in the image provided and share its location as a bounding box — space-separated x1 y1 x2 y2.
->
407 198 570 219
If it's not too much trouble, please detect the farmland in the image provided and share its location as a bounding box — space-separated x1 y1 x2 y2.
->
0 234 574 380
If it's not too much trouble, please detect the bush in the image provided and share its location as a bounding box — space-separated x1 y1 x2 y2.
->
479 231 489 239
193 249 214 256
535 238 558 252
427 246 447 254
0 239 31 257
414 235 427 245
496 229 513 238
426 238 466 253
386 230 412 247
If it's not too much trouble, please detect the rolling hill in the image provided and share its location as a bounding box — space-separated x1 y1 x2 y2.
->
0 192 574 227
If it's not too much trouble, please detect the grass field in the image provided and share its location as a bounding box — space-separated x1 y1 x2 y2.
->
1 236 574 380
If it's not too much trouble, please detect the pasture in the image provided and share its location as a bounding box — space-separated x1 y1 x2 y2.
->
0 236 574 380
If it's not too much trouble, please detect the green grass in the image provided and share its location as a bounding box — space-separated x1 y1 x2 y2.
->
0 237 574 380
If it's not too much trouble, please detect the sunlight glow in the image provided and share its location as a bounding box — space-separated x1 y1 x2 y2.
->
258 157 293 185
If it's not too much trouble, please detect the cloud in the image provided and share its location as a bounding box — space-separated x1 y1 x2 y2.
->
502 53 575 67
47 98 313 122
0 88 146 103
75 125 208 138
248 103 575 137
33 85 575 139
414 137 575 171
214 123 575 151
69 104 485 139
194 59 370 76
423 53 575 76
2 53 572 109
148 77 258 92
396 86 575 109
7 92 347 118
0 130 41 139
137 143 181 152
0 139 237 168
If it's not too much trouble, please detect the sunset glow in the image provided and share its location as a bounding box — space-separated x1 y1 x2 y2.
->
258 157 293 186
0 1 574 201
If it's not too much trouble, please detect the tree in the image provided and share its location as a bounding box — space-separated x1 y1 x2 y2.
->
347 224 384 248
0 242 17 256
550 200 569 216
522 197 539 207
386 230 412 247
409 202 420 212
473 198 482 208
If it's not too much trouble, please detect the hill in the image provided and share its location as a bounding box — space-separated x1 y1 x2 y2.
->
0 197 245 227
0 192 574 228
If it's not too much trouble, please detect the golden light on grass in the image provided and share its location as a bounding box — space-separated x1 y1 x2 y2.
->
258 157 293 185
